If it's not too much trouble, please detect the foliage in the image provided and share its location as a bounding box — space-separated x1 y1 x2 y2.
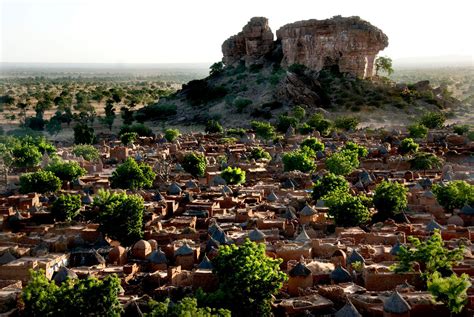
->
226 128 246 137
119 123 152 137
234 98 252 113
282 149 315 172
45 160 86 183
324 190 371 227
221 166 246 185
276 115 298 133
288 63 307 75
182 152 207 177
183 79 228 106
249 147 271 161
399 138 419 154
120 132 138 145
19 170 62 194
307 114 333 136
301 137 325 152
453 125 470 136
251 121 276 141
72 144 100 162
209 239 287 316
427 272 471 314
409 152 443 170
419 111 446 129
164 128 180 142
375 56 394 76
110 157 156 190
432 180 474 212
210 62 225 76
146 297 230 317
342 141 368 157
205 120 224 134
373 181 408 220
292 105 306 120
136 103 177 121
93 189 145 246
408 124 428 139
393 230 464 278
73 123 96 145
50 193 81 222
312 173 349 201
46 117 62 136
11 143 42 169
334 116 359 131
325 150 359 176
21 269 122 317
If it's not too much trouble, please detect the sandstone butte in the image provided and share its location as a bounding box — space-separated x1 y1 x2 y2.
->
222 16 389 79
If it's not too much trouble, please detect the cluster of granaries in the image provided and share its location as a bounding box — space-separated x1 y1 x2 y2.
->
0 127 472 316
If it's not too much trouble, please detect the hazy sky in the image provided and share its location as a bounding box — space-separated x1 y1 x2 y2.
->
1 0 473 64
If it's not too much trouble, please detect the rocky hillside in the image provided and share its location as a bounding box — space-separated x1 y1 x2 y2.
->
140 16 461 128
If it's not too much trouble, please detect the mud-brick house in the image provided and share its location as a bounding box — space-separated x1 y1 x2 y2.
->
362 263 423 291
6 194 40 211
109 146 129 163
0 253 67 283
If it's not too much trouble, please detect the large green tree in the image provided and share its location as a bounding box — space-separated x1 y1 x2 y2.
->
182 152 207 178
433 180 474 212
110 157 156 190
19 170 62 194
375 56 394 76
45 160 86 184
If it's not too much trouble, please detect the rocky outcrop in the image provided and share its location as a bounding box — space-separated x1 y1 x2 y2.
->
222 17 274 67
222 16 388 78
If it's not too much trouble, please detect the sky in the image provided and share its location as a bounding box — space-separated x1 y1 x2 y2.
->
1 0 473 64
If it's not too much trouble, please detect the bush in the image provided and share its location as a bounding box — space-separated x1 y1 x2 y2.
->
453 125 470 136
50 193 81 221
292 105 306 120
373 181 408 220
409 152 443 170
226 128 246 137
72 144 100 162
205 120 224 134
288 63 307 75
11 143 42 169
93 189 145 246
251 121 276 141
419 111 446 129
74 123 96 145
334 116 359 131
276 115 298 133
427 272 471 314
282 149 315 172
164 128 180 142
312 173 349 201
19 170 62 194
147 297 230 317
45 160 86 183
221 167 246 185
21 270 122 317
432 180 474 212
234 98 252 113
182 152 207 177
324 191 371 227
249 147 271 161
120 132 138 145
398 138 419 154
119 123 152 137
136 103 177 121
408 124 428 139
110 157 156 190
24 116 46 131
300 137 324 152
325 150 359 176
183 79 227 106
342 141 368 157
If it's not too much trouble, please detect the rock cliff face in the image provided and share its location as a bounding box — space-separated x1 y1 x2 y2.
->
222 16 388 78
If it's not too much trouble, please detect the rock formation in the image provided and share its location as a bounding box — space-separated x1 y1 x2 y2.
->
222 16 388 78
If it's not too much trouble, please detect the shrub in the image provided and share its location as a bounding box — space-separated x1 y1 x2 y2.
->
276 115 298 133
72 144 99 162
19 170 62 194
325 150 359 176
249 147 271 161
110 157 156 190
135 103 177 121
298 123 313 135
324 191 371 227
398 138 419 154
312 173 349 201
11 143 42 169
182 152 207 177
120 132 138 145
292 105 306 120
210 61 224 76
221 167 246 185
409 152 443 170
164 128 180 142
427 272 471 314
373 181 408 220
24 116 46 131
45 160 86 183
419 111 446 129
432 180 474 212
408 124 428 139
234 98 252 113
300 137 325 152
453 125 470 136
334 116 359 131
147 297 230 317
288 63 307 75
251 121 276 141
50 193 81 221
119 123 152 137
93 189 145 246
342 141 368 157
282 149 315 172
73 123 96 145
183 79 228 106
226 128 246 137
205 120 224 134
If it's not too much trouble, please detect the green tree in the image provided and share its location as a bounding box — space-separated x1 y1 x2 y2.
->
45 160 86 183
307 114 333 136
409 152 443 171
408 124 428 139
120 132 138 145
210 62 224 76
11 143 42 169
433 181 474 212
251 121 276 141
72 144 100 162
324 190 371 227
342 141 368 158
325 150 359 176
427 272 471 315
146 297 230 317
373 181 408 220
19 170 62 194
312 173 349 201
110 157 156 190
334 116 359 131
100 99 115 130
119 123 152 137
93 189 145 246
164 128 180 142
74 123 96 145
46 118 62 136
375 56 394 76
419 112 446 129
50 193 81 222
210 239 287 316
182 152 207 177
221 166 246 185
282 149 315 172
292 105 306 120
205 120 224 134
276 115 298 133
453 125 470 136
399 138 419 154
301 137 325 152
249 147 271 161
